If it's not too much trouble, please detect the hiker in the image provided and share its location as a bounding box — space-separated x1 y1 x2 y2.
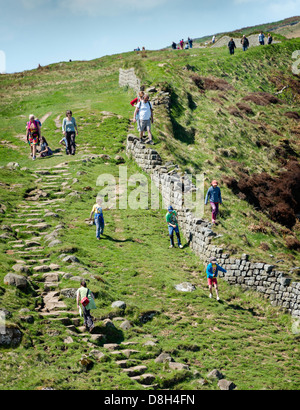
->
59 136 68 154
166 206 183 249
206 256 227 301
180 39 184 49
185 43 189 49
172 42 177 50
62 110 78 155
205 180 222 224
228 38 236 55
39 136 53 157
76 280 96 332
26 114 41 161
259 32 265 45
130 91 145 137
241 35 249 51
267 33 273 45
90 198 105 240
188 37 193 48
212 35 216 44
133 94 154 145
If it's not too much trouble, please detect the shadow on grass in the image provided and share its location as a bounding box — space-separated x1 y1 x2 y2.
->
102 234 136 244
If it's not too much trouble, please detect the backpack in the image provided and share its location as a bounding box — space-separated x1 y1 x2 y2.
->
95 206 104 221
81 289 90 307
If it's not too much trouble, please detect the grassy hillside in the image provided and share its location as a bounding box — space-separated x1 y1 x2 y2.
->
0 32 299 391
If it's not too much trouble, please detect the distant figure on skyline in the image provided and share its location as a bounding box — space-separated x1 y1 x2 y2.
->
172 42 177 49
188 37 193 48
241 35 249 51
180 39 184 49
259 32 265 45
212 35 216 44
267 33 273 44
133 94 154 145
228 38 236 55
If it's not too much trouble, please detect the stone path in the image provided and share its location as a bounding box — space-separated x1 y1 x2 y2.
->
1 155 198 390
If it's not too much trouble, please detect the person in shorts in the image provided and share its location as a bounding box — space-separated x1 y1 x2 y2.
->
133 94 154 145
26 114 41 160
206 257 227 301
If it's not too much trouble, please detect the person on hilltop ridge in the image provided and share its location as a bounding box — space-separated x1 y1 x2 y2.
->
205 180 223 225
133 93 154 145
166 206 183 249
26 114 41 161
259 31 265 45
228 38 236 55
206 256 227 301
241 35 249 51
267 33 273 45
62 110 78 155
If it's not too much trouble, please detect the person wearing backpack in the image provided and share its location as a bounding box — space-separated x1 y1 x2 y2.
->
26 114 41 160
62 110 78 155
76 280 96 332
90 199 105 240
133 94 154 145
241 35 249 51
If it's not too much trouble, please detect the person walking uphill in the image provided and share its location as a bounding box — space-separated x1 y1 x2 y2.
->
166 206 183 249
26 114 41 161
228 38 236 55
133 94 154 145
90 199 105 240
205 180 222 224
76 280 96 332
62 110 78 155
206 257 227 301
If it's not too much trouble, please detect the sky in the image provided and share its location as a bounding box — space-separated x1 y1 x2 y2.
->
0 0 299 73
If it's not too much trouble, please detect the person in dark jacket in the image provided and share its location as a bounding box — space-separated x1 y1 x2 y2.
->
228 38 236 55
205 180 222 224
241 35 249 51
267 33 273 45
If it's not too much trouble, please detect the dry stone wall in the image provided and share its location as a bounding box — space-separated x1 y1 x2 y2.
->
119 68 141 94
122 69 300 319
126 134 300 319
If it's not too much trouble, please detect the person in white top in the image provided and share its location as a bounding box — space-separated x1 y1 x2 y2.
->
133 94 154 144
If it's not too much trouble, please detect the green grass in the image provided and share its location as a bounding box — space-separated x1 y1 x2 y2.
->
0 33 299 390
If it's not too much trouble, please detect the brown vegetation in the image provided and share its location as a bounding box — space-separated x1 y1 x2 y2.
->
222 160 300 229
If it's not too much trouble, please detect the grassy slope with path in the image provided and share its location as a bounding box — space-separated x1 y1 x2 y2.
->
0 34 299 390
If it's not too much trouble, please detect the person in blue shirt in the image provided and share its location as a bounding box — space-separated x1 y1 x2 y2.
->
205 180 223 224
206 257 227 301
